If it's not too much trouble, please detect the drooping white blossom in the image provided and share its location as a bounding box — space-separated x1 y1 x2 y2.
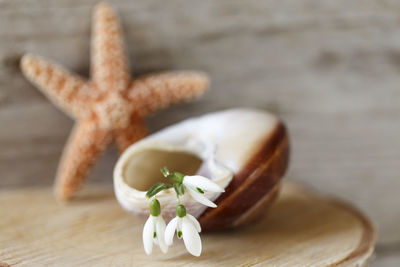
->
143 214 168 255
183 175 224 207
143 199 168 255
165 210 202 257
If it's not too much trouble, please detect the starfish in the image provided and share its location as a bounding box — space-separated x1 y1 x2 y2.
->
20 2 209 201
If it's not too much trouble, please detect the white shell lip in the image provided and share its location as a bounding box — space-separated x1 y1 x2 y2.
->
113 108 279 220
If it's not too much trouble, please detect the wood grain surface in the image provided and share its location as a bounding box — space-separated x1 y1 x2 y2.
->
0 182 376 266
0 0 398 264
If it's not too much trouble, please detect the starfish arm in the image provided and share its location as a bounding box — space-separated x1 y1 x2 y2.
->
91 2 130 94
127 71 209 117
114 116 148 153
20 54 95 119
54 119 112 200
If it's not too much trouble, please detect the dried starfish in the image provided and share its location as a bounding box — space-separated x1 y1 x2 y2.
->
20 2 209 201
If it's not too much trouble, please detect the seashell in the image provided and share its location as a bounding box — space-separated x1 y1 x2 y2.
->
113 108 289 231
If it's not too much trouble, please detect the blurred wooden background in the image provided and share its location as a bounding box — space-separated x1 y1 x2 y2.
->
0 0 399 265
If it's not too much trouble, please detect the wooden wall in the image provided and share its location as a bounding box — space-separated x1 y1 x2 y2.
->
1 0 399 264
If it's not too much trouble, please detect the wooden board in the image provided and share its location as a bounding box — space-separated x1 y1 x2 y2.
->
0 182 376 266
0 0 399 248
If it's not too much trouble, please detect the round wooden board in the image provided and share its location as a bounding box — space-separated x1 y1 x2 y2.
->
0 182 375 266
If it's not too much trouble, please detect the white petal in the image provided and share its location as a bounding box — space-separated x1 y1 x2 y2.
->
183 175 224 192
165 217 178 246
156 216 168 253
177 217 182 231
143 216 155 255
177 218 183 239
187 214 201 233
187 187 217 208
182 217 202 257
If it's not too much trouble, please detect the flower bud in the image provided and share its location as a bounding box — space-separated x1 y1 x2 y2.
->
149 199 161 216
176 204 186 218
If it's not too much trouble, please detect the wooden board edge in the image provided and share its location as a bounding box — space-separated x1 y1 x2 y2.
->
329 199 377 266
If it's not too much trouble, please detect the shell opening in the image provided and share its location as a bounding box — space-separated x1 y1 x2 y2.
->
123 149 203 191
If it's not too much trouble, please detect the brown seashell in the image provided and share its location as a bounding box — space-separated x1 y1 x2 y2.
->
113 108 290 230
199 122 289 231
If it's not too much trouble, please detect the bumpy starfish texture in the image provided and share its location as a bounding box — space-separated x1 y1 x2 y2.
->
20 2 209 201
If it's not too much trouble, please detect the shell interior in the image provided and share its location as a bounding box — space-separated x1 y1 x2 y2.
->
123 149 203 191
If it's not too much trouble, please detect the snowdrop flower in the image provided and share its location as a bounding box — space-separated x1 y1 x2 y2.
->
143 168 223 257
183 175 224 208
165 204 202 256
143 199 168 255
